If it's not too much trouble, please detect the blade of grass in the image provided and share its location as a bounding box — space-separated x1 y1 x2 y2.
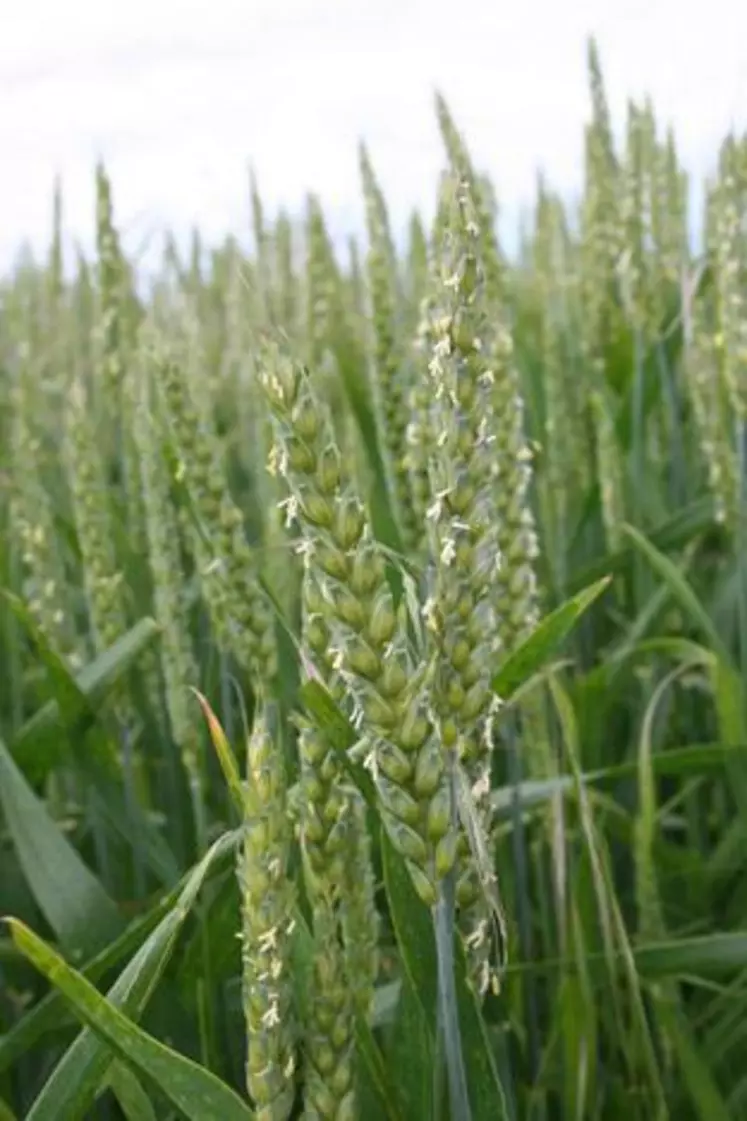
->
0 881 180 1075
106 1062 158 1121
0 737 123 960
492 576 611 700
7 918 255 1121
620 523 726 660
16 829 239 1121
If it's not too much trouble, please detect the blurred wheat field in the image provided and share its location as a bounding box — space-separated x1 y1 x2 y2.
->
1 37 747 1121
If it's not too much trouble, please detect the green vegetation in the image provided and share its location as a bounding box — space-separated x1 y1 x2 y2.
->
1 38 747 1121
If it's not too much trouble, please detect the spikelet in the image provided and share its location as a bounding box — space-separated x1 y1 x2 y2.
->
295 569 355 897
579 41 622 379
48 177 64 312
618 100 650 331
656 129 689 287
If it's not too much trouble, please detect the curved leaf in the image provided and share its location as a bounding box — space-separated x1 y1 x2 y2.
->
492 576 611 700
0 881 179 1075
620 524 726 659
7 918 254 1121
16 829 239 1121
106 1062 158 1121
0 737 122 960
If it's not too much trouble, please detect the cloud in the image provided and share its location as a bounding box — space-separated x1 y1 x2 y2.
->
1 0 745 269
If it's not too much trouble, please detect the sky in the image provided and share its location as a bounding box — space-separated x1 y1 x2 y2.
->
1 0 746 273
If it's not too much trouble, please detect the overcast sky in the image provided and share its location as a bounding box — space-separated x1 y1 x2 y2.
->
2 0 746 272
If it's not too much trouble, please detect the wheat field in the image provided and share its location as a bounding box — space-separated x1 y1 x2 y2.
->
1 38 746 1121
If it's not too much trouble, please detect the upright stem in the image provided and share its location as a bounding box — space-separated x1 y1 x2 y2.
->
433 761 472 1121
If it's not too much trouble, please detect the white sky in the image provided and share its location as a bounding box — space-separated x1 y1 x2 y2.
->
2 0 746 272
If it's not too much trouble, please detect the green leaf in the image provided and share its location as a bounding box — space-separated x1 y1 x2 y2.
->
381 829 438 1022
7 918 255 1121
547 674 668 1113
3 601 176 891
634 932 747 977
355 1012 406 1121
6 605 178 892
370 981 400 1029
655 1000 732 1121
4 595 177 888
570 496 715 592
83 767 180 887
3 592 123 798
106 1062 158 1121
380 832 439 1118
193 688 245 813
505 931 747 981
17 829 239 1121
448 943 509 1121
557 967 596 1121
381 831 508 1121
492 742 747 818
492 576 611 700
12 617 161 779
0 736 123 960
620 524 727 660
711 658 747 744
3 593 92 726
177 871 240 1005
288 905 315 1030
0 1098 17 1121
0 881 179 1075
383 972 433 1121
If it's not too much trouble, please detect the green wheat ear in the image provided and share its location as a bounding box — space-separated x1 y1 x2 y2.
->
133 334 202 793
239 706 298 1121
65 375 128 660
10 364 81 668
424 172 501 785
152 318 278 687
260 342 456 908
